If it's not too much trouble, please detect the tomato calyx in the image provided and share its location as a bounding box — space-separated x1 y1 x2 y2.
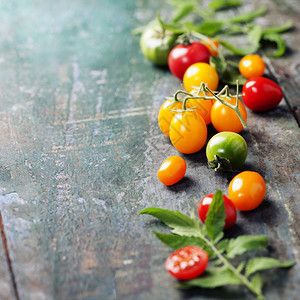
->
173 81 247 128
208 154 234 172
176 32 192 46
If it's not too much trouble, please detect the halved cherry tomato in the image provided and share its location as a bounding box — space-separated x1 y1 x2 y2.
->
165 246 209 280
239 54 265 79
198 193 237 229
169 110 207 154
157 156 186 186
168 42 211 80
211 97 247 133
201 38 219 56
158 99 183 137
242 77 283 111
228 171 266 211
183 63 219 92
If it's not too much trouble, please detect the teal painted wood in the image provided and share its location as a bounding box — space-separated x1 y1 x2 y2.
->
0 0 299 300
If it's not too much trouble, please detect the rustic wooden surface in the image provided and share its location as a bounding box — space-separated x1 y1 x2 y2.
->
0 0 299 299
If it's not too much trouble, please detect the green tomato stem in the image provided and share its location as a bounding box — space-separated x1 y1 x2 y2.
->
172 82 247 128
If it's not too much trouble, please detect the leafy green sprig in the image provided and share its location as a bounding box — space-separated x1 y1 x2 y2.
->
139 190 295 300
142 1 292 84
164 0 292 58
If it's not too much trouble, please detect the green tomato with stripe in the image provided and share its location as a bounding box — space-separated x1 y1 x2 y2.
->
206 132 248 172
140 24 177 66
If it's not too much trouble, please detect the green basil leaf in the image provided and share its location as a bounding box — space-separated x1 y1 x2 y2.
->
251 273 263 295
228 6 266 24
245 257 295 277
192 20 224 36
209 0 242 11
262 32 286 57
210 56 227 74
262 20 293 34
247 25 263 51
205 190 226 241
171 3 195 23
221 69 247 85
217 238 230 254
237 261 246 273
139 207 203 237
219 39 257 56
153 231 213 255
178 267 241 288
227 235 268 259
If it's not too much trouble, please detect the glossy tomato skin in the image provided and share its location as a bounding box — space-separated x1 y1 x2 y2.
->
201 38 219 56
242 77 283 111
183 63 219 92
206 132 247 171
140 25 177 66
169 110 207 154
165 246 209 280
211 97 247 133
198 194 237 229
168 42 211 80
188 90 213 125
239 54 265 79
157 156 187 186
228 171 266 211
158 99 183 137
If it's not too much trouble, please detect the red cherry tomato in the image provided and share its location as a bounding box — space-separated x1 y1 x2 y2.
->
165 246 209 280
168 42 211 80
242 77 283 111
157 156 187 186
197 193 237 229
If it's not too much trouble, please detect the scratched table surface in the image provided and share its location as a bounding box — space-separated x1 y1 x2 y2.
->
0 0 299 300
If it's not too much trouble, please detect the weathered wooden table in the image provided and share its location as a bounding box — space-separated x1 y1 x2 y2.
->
0 0 299 299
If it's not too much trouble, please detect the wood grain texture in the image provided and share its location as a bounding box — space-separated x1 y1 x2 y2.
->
0 0 298 300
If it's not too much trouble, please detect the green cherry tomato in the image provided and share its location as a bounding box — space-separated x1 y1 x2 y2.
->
140 24 178 66
206 132 247 172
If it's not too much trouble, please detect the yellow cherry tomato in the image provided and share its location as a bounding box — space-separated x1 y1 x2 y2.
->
211 97 247 133
228 171 266 211
169 110 207 154
158 99 183 137
183 63 219 93
157 156 187 186
239 54 265 79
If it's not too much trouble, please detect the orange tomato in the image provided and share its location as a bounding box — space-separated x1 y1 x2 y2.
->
188 90 213 125
183 63 219 93
158 99 183 137
239 54 265 79
228 171 266 211
201 38 219 56
157 156 187 186
211 97 247 133
169 110 207 154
